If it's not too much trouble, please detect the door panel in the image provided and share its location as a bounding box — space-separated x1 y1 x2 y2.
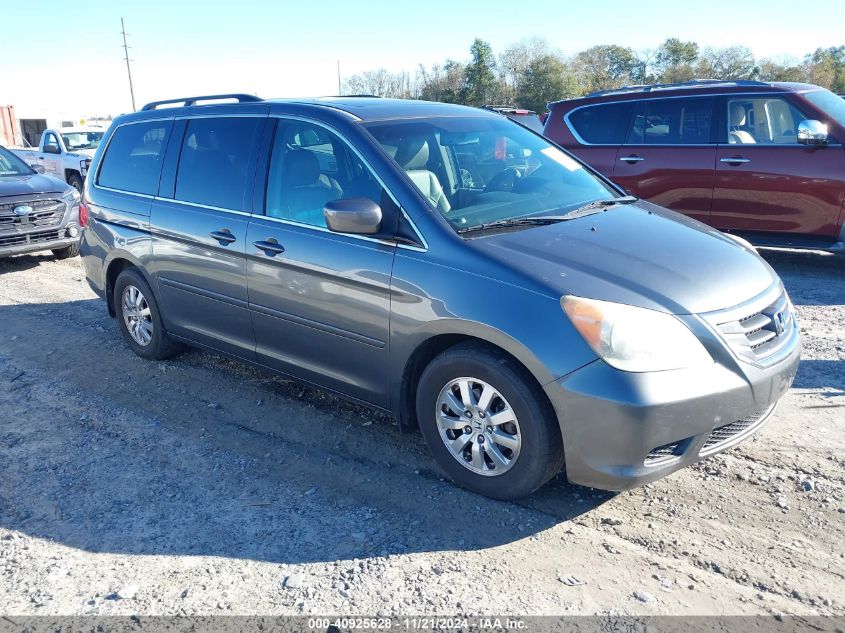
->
612 97 716 223
567 146 620 181
151 200 255 358
711 95 845 237
247 117 396 407
246 218 395 405
712 145 845 236
613 146 716 223
149 115 264 359
41 132 62 177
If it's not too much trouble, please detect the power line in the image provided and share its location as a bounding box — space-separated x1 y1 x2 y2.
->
121 17 136 112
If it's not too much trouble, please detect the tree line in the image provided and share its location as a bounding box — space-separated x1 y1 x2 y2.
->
342 38 845 113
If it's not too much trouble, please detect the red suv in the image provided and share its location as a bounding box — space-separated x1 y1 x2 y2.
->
544 80 845 252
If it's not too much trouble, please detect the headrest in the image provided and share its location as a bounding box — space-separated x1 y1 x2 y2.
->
394 137 429 170
729 103 747 127
283 149 320 187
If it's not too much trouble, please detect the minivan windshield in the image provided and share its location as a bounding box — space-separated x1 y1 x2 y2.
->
364 116 618 232
804 88 845 128
0 146 34 176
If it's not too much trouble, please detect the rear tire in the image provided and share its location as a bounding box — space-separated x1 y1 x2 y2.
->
52 242 80 259
416 342 563 500
114 268 182 360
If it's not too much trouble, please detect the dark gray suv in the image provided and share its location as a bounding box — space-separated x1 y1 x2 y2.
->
80 94 800 500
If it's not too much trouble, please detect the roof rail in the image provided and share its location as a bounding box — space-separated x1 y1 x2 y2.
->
312 94 381 99
585 79 770 98
140 93 263 111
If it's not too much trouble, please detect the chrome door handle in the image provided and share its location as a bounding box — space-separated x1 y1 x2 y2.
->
209 229 236 245
619 155 644 163
720 157 751 165
253 238 285 256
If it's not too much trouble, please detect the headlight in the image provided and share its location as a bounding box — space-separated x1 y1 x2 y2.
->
562 296 713 372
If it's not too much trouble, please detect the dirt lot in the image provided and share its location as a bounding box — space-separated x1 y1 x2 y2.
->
0 250 843 617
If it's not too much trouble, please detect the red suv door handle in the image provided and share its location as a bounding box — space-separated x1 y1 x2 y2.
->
720 157 751 165
619 155 645 163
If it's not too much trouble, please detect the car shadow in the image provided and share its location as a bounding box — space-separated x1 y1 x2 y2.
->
792 359 845 393
0 298 612 566
0 252 59 274
759 249 844 394
760 249 845 307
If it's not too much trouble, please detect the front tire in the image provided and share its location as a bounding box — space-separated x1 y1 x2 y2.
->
416 342 564 500
52 242 80 259
68 174 84 194
114 268 182 360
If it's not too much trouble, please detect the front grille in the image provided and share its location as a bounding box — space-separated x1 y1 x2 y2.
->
712 286 795 364
645 440 686 466
0 199 66 233
0 229 62 247
700 405 774 455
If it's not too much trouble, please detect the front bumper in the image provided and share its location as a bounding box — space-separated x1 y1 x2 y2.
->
0 228 80 258
544 325 800 491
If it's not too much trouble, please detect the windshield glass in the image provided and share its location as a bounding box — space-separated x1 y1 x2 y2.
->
0 146 34 176
803 89 845 128
364 116 616 232
61 131 104 151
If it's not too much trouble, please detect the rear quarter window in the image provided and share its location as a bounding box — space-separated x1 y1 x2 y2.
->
97 121 172 195
566 102 633 145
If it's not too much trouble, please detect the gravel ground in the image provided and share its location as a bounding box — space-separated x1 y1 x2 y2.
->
0 249 843 617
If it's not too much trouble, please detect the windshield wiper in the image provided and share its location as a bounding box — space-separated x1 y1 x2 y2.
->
457 196 638 234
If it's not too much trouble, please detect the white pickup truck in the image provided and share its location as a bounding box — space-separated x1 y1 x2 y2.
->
11 127 105 193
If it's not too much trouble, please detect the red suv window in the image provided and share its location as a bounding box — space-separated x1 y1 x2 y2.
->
567 102 633 144
627 98 714 145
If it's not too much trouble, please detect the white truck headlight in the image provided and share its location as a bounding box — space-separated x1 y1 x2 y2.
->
562 296 713 372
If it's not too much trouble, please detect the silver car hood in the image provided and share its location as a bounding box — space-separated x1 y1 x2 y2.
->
474 201 777 315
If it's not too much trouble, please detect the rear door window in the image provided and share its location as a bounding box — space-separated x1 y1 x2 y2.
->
97 121 173 195
174 117 262 210
567 102 633 145
627 98 714 145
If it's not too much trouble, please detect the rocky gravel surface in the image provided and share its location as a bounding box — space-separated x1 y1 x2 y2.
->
0 249 843 616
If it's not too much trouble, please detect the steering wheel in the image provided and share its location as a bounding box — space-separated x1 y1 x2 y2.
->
484 166 522 193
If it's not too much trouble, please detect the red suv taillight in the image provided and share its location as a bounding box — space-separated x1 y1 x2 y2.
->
79 198 89 228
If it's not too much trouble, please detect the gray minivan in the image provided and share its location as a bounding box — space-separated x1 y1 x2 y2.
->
80 94 800 500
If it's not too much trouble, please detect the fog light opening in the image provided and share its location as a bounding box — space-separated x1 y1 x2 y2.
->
66 226 80 238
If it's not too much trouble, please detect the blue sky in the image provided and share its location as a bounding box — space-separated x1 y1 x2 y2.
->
2 0 844 116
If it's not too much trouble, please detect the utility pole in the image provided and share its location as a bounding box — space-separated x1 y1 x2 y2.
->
337 59 342 95
121 18 136 112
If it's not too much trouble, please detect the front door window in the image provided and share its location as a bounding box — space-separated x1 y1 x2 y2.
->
726 97 807 145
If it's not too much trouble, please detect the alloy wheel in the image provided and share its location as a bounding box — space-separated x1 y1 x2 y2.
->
435 377 521 476
121 285 153 346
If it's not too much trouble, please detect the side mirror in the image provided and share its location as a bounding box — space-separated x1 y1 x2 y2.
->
797 120 828 146
29 164 46 174
43 144 61 154
324 198 382 235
